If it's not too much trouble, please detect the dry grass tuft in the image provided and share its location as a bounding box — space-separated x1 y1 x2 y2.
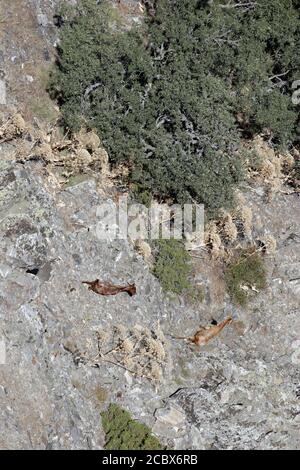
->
95 323 169 383
205 222 225 260
1 115 111 184
0 113 26 142
221 212 238 243
134 239 152 261
246 135 296 200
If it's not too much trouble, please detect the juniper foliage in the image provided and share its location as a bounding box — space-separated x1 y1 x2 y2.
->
50 0 300 212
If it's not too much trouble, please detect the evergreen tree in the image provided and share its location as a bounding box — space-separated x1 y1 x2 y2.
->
50 0 300 213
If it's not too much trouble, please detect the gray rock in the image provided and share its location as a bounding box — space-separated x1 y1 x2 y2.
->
153 405 187 439
37 14 48 27
0 79 6 105
0 158 299 450
0 0 300 451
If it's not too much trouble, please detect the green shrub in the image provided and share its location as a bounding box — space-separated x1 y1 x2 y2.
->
101 404 162 450
225 248 267 306
50 0 300 213
152 239 191 294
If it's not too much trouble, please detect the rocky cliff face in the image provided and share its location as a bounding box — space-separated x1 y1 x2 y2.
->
0 0 299 450
0 153 299 449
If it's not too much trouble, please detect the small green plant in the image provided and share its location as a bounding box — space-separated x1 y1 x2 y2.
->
101 404 163 450
152 239 191 294
225 248 267 306
132 184 153 208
